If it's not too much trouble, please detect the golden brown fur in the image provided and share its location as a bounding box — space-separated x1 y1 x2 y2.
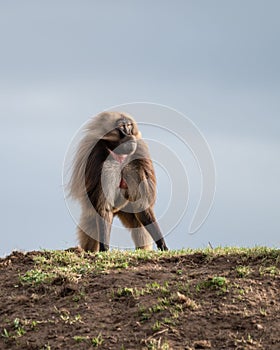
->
68 111 168 252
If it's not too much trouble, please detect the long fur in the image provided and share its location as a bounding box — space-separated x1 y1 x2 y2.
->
68 111 167 251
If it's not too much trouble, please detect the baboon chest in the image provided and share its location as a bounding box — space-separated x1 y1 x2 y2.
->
101 160 138 211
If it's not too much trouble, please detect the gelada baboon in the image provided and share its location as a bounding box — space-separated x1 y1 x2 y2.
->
68 111 168 252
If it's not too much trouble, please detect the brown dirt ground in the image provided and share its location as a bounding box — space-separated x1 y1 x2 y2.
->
0 249 279 350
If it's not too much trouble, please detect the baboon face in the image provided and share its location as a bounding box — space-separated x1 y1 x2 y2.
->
102 114 141 162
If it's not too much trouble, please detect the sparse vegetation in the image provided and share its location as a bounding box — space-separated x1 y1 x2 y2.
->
195 276 228 293
91 333 104 347
236 265 252 277
0 247 279 349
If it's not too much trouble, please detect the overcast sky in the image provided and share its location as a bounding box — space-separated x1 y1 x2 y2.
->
0 0 279 256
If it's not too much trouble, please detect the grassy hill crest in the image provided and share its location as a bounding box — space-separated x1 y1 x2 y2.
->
0 247 279 349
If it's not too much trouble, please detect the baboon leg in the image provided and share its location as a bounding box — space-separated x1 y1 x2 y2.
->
131 228 153 251
77 228 99 252
97 212 113 252
135 209 168 251
117 212 153 250
77 212 99 252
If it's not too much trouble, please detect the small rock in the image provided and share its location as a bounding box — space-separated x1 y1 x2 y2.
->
193 340 211 348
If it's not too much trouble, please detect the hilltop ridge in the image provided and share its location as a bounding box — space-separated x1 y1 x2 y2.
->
0 247 279 349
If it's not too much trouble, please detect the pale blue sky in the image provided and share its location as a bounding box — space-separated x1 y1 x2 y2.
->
0 0 279 256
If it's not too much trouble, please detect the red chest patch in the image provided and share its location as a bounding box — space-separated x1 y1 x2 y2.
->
119 178 128 189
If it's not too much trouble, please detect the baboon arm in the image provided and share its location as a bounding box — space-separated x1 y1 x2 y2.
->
97 213 113 252
135 210 168 251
